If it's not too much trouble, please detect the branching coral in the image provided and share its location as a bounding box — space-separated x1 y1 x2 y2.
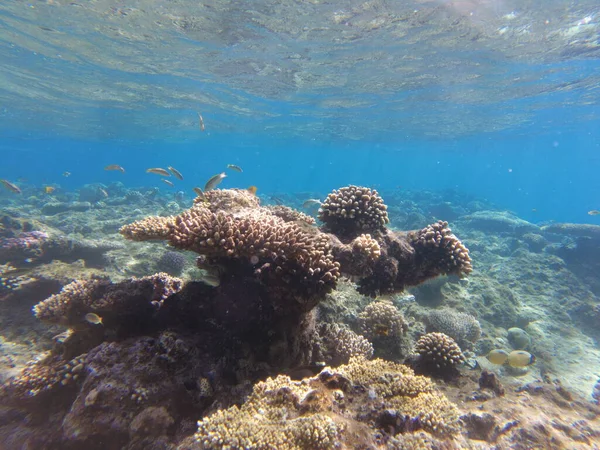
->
318 185 389 238
120 192 340 307
407 220 472 278
2 353 87 399
415 332 465 372
185 357 459 449
317 323 374 365
33 273 182 325
266 205 316 225
358 300 408 340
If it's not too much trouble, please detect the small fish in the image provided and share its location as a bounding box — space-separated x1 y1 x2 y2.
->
98 188 109 198
162 179 174 187
168 166 184 180
62 171 71 177
197 112 205 131
0 179 22 194
507 350 535 368
193 187 206 199
52 330 73 343
588 210 600 216
104 164 125 173
227 164 243 173
198 274 220 287
146 168 171 177
204 172 226 191
44 186 56 194
486 349 509 365
84 313 103 325
302 199 322 208
247 185 258 195
531 208 538 213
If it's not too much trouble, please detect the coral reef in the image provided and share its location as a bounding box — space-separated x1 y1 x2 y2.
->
424 308 481 349
183 357 459 449
265 205 316 225
316 323 373 366
358 300 408 341
414 332 465 373
121 192 340 310
318 185 389 238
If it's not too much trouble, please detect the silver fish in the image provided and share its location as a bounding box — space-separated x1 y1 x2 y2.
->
204 172 226 191
227 164 243 173
162 179 174 187
198 274 220 287
302 199 322 208
168 166 184 180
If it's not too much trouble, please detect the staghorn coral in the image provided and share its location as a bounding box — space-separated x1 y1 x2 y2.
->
33 273 183 325
318 185 389 238
358 300 408 341
266 205 316 225
415 332 465 372
425 308 481 349
317 323 374 365
408 220 472 278
2 353 86 400
185 357 459 449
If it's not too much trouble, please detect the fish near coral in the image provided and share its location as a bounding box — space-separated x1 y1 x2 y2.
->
226 164 243 173
204 172 226 191
84 313 103 325
486 349 509 365
146 168 171 177
0 179 21 194
507 350 535 368
44 186 56 194
104 164 125 173
168 166 184 180
162 179 174 187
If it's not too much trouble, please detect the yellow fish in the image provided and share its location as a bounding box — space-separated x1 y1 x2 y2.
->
146 168 171 177
486 349 509 365
588 210 600 216
167 166 184 180
44 186 56 194
104 164 125 173
84 313 103 325
247 185 258 195
507 350 535 368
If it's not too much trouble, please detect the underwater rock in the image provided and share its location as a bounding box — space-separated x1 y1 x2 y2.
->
457 211 539 235
522 233 548 252
507 327 531 350
41 201 92 215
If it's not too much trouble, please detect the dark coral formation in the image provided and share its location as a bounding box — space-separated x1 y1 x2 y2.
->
318 185 389 238
157 251 188 276
414 332 465 372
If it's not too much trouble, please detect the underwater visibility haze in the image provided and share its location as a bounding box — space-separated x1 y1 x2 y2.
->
1 0 600 448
